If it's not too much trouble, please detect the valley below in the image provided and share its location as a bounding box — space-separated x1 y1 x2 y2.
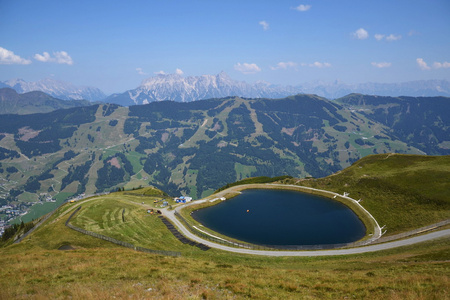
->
1 93 448 226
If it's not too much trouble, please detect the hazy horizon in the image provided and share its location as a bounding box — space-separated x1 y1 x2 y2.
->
1 0 449 94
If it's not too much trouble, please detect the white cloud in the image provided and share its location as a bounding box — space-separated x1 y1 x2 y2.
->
154 70 166 75
54 51 73 64
309 62 331 68
417 58 450 70
234 62 261 74
270 61 297 70
432 61 450 69
374 33 401 41
374 34 385 41
34 51 73 65
136 68 147 75
353 28 369 40
175 68 184 75
386 34 402 41
294 4 311 12
371 62 391 68
259 21 269 31
416 58 431 70
0 47 31 65
34 52 51 62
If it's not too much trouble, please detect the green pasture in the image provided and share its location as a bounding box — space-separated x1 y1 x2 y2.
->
234 163 257 181
124 151 145 174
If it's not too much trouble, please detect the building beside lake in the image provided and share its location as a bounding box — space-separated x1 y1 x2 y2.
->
175 196 192 203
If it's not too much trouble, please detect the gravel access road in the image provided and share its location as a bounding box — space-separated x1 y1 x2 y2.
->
163 183 448 256
163 208 449 256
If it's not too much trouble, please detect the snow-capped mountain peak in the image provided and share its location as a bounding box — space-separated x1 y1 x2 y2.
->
106 71 296 105
1 78 106 101
104 72 450 106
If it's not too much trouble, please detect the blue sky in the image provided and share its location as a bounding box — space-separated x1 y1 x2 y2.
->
1 0 449 93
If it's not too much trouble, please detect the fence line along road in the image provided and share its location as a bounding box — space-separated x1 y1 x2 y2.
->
65 206 181 257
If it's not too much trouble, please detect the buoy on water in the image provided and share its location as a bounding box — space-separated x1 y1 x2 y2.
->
246 209 249 213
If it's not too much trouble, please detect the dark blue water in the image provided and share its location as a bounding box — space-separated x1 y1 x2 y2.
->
192 189 366 246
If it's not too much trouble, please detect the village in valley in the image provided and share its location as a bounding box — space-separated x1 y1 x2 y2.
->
0 194 56 237
0 202 34 237
1 189 211 236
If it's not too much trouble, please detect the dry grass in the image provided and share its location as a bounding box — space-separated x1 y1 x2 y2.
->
1 161 449 299
0 199 448 300
0 241 448 299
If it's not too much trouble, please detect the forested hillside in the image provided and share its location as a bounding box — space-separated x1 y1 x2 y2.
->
337 94 450 155
0 88 94 115
0 94 447 219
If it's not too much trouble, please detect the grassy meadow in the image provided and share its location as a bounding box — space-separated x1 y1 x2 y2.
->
294 154 450 235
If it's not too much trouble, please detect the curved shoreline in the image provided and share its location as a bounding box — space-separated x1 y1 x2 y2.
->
176 184 381 245
266 183 382 244
163 183 448 256
163 206 449 256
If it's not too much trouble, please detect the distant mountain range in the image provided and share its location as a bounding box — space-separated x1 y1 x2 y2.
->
1 78 106 101
106 73 450 105
303 79 450 99
0 88 94 115
2 74 450 104
105 72 300 105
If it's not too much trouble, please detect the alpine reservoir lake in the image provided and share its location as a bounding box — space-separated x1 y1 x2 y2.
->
192 189 366 246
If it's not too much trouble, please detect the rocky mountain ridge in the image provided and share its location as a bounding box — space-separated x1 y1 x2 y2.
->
105 72 300 105
3 74 450 105
1 78 106 101
106 72 450 105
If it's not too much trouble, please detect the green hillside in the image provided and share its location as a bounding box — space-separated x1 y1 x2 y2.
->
0 154 448 299
0 88 94 115
0 94 448 224
336 94 450 155
294 154 450 234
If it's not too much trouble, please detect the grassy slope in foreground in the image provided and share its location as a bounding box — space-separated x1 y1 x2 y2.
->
294 154 450 235
0 154 449 299
1 200 449 299
1 193 449 299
